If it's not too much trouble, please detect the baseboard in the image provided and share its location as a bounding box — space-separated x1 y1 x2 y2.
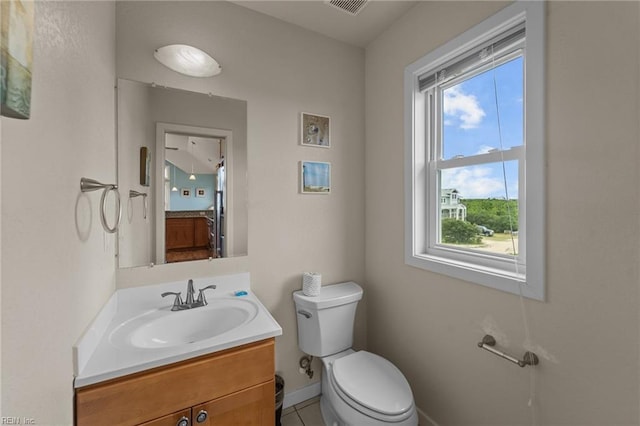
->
283 381 322 409
417 406 439 426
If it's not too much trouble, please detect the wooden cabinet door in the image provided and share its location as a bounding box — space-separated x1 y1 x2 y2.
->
76 339 274 426
194 218 210 248
166 218 195 249
191 380 274 426
138 409 191 426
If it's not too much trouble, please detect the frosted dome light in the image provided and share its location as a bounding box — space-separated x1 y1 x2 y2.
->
154 44 221 78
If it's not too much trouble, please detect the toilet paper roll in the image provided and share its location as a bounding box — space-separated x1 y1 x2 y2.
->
302 272 321 296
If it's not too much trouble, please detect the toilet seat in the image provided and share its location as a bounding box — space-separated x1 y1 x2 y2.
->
329 351 415 422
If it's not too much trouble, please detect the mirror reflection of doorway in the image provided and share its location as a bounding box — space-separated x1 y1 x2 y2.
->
157 123 232 264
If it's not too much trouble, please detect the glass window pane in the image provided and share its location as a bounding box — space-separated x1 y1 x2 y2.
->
442 56 523 160
439 161 518 256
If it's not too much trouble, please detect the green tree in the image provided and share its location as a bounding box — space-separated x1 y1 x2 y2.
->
464 199 518 233
442 218 482 244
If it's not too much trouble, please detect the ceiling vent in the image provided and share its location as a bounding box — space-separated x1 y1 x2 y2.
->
326 0 369 16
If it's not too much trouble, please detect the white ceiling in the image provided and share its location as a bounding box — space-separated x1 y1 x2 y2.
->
165 134 222 175
230 1 418 48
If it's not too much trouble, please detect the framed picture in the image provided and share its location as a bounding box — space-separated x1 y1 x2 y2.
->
300 161 331 194
301 112 330 148
181 188 191 198
140 147 151 187
196 188 206 198
1 0 35 119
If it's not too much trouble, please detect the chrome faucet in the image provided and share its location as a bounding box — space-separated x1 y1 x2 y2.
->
185 279 196 305
197 285 217 305
162 280 217 311
161 291 184 311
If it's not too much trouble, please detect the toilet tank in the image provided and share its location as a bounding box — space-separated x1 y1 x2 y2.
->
293 281 363 357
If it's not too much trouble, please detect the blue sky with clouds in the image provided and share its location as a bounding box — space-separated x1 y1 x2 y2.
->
441 57 523 199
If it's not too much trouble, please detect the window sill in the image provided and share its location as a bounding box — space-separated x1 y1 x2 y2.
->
405 252 543 300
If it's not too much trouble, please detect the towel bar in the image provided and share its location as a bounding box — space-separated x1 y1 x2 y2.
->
477 334 539 368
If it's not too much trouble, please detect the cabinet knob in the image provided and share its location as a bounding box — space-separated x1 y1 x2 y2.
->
176 415 190 426
196 409 208 423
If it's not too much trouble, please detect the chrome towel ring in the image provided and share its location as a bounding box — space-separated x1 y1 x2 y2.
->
80 177 122 233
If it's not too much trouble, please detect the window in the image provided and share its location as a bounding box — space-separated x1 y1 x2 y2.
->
404 2 544 300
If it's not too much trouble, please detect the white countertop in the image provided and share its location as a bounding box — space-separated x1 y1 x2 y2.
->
73 273 282 388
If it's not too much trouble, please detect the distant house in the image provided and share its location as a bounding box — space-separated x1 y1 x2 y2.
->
441 189 467 221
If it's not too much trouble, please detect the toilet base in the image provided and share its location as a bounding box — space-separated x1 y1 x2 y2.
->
319 351 418 426
320 394 341 426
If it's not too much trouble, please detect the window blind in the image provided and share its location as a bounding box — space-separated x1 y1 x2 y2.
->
418 23 525 92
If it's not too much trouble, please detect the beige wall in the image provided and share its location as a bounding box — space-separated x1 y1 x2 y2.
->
1 1 116 422
365 1 639 424
115 1 366 396
4 1 638 424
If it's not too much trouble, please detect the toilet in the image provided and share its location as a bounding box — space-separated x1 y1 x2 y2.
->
294 282 418 426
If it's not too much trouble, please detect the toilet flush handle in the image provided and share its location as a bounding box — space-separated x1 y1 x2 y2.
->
297 310 312 319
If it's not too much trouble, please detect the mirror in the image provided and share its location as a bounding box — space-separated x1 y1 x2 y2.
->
117 79 248 268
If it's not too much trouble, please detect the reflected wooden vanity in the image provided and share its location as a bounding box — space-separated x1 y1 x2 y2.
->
165 211 216 263
75 339 275 426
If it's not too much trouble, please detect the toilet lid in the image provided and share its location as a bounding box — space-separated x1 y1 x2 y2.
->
331 351 413 416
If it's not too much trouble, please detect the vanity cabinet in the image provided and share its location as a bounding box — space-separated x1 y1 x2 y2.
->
137 382 272 426
166 217 211 250
138 409 191 426
165 217 214 262
75 339 275 426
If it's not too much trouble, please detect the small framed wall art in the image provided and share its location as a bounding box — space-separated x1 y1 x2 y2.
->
181 188 191 198
1 0 35 119
301 112 330 148
196 188 206 198
300 161 331 194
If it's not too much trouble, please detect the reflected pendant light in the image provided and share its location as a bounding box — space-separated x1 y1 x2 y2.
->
154 44 222 78
189 140 196 181
171 164 178 192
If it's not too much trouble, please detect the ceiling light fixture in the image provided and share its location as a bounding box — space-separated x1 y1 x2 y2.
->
171 163 178 192
189 140 197 181
154 44 222 78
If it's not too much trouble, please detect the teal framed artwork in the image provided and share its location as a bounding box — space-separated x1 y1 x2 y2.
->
1 0 34 119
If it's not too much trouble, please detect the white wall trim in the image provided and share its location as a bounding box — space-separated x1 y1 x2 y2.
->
283 381 322 409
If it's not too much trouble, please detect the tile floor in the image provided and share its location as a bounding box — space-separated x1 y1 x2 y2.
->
280 396 324 426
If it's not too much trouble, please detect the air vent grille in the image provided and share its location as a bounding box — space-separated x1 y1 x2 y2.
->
327 0 369 16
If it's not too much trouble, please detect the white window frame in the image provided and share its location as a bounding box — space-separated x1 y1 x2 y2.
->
404 1 545 300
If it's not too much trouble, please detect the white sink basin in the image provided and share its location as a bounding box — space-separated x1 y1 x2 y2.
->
109 298 259 349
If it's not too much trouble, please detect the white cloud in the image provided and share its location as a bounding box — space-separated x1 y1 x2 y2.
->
442 166 517 199
474 145 496 155
443 86 485 129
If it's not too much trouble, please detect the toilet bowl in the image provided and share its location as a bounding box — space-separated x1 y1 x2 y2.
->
294 282 418 426
320 350 418 426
